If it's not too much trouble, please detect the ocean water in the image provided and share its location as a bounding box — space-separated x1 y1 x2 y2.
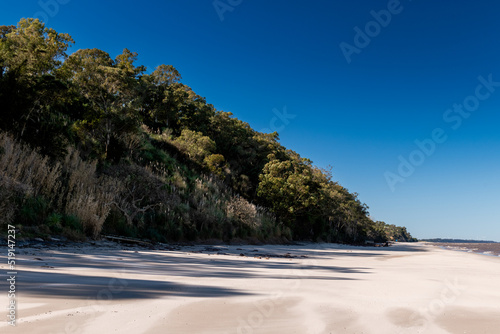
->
432 243 500 257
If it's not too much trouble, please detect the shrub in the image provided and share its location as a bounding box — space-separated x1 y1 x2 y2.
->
226 195 258 228
17 196 50 225
0 175 28 226
46 213 63 232
172 129 216 164
102 207 137 237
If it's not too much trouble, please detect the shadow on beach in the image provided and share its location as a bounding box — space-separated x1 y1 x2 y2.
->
16 271 252 300
11 241 429 300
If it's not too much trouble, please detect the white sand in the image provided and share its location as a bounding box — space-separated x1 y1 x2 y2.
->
1 242 499 334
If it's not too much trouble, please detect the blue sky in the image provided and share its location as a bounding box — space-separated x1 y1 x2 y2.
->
3 0 500 241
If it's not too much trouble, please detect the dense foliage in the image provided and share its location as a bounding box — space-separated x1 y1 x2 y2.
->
0 19 415 243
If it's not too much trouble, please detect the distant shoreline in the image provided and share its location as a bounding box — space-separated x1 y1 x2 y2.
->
429 242 500 257
420 238 499 243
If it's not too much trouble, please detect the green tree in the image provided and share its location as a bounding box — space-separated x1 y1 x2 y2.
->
257 151 321 236
0 19 75 156
0 18 74 76
138 65 184 130
208 111 281 197
60 48 144 159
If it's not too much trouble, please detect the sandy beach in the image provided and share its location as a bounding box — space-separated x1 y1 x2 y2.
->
1 241 499 334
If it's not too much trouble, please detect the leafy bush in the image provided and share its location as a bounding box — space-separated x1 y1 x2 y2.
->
17 196 50 225
46 213 63 232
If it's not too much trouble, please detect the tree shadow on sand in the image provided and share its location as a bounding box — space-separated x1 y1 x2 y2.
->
18 271 251 300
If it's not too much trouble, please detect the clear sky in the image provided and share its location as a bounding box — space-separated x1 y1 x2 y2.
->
3 0 500 241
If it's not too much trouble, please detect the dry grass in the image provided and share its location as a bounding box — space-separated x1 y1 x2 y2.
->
63 148 121 238
0 130 288 242
0 133 60 226
0 132 120 238
0 133 62 202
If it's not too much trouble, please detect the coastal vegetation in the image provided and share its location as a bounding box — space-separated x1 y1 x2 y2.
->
0 18 416 244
